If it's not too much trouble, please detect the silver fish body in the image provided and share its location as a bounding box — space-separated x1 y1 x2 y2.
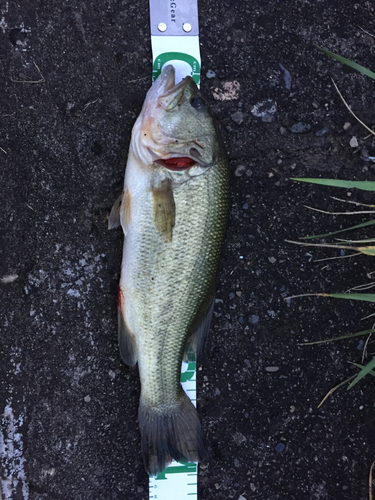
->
109 65 230 475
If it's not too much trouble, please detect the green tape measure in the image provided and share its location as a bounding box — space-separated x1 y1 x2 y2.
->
148 1 201 496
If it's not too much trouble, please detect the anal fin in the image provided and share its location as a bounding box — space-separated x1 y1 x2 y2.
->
118 286 137 366
183 293 215 362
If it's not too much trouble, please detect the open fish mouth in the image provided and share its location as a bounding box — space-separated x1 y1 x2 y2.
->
155 157 197 171
155 145 208 171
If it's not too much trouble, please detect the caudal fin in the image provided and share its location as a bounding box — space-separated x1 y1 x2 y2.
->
138 389 205 476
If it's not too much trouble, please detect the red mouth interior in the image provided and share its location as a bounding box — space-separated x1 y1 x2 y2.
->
162 157 196 171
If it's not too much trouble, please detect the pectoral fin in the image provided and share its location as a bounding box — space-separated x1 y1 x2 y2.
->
108 192 123 229
108 189 131 235
152 179 175 243
183 293 215 361
118 286 137 366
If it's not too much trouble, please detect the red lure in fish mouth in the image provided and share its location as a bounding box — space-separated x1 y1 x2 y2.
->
157 157 196 171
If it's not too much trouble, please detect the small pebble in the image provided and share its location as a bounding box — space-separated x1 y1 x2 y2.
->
229 292 235 299
343 121 351 130
290 122 311 134
108 370 116 380
315 127 328 137
279 63 292 89
234 164 246 177
231 111 244 125
234 458 240 467
1 274 19 284
248 314 259 325
361 148 369 161
243 203 248 210
251 99 277 123
84 395 91 402
244 359 250 367
265 366 279 372
349 136 358 148
206 69 216 78
357 340 364 351
215 388 221 396
276 443 285 453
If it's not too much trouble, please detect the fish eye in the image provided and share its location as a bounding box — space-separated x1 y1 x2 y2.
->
190 97 205 110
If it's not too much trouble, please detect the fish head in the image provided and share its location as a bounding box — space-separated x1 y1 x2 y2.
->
131 65 223 176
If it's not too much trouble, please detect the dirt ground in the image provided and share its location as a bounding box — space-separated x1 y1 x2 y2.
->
2 1 375 499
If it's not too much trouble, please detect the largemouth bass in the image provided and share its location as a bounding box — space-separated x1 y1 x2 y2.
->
109 65 230 475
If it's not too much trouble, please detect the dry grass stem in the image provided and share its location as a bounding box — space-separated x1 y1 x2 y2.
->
359 26 375 38
336 238 375 243
348 282 375 292
0 146 7 154
125 75 149 84
304 204 375 215
284 293 320 300
83 98 99 111
361 312 375 321
332 79 375 136
362 333 373 362
313 252 361 262
286 239 361 252
330 196 375 208
11 62 45 84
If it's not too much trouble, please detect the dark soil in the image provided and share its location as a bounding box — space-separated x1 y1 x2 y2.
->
1 1 375 499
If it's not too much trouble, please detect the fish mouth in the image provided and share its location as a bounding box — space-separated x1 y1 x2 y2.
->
154 146 207 171
157 65 193 111
155 157 197 171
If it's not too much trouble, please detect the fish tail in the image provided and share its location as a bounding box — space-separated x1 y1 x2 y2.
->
138 389 205 476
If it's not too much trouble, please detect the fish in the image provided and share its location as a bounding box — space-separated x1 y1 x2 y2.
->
109 65 230 476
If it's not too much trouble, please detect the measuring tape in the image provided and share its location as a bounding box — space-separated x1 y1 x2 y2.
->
148 1 201 497
149 0 201 87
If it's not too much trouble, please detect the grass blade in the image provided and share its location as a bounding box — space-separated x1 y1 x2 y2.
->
317 375 356 408
315 45 375 80
347 357 375 389
292 178 375 191
298 329 375 345
351 362 375 378
359 246 375 256
320 293 375 303
303 218 375 240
